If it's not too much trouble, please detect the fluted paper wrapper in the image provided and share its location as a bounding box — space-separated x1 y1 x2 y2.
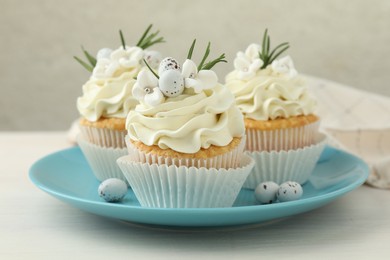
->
125 137 246 170
77 136 128 183
246 120 320 152
117 154 254 208
79 124 127 148
243 133 327 189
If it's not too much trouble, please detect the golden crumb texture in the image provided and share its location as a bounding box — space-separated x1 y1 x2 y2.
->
130 137 242 159
79 117 126 131
245 114 319 131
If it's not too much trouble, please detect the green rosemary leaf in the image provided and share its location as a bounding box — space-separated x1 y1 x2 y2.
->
81 46 96 67
258 29 290 69
140 31 159 46
136 24 153 47
202 54 227 70
266 35 270 54
74 56 93 72
261 29 268 58
187 39 196 59
269 45 290 64
143 59 159 79
141 37 165 49
268 42 289 61
119 30 126 50
197 42 211 71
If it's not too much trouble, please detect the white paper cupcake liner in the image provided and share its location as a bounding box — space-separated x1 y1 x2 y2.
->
125 136 246 170
79 124 127 148
243 133 327 189
77 136 128 183
117 154 254 208
246 120 320 152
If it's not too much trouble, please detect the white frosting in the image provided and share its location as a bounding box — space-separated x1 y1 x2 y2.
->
77 71 139 121
77 46 163 121
225 66 316 120
126 84 245 154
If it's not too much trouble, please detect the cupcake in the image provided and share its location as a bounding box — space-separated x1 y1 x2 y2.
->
117 40 255 208
225 30 325 188
75 25 165 182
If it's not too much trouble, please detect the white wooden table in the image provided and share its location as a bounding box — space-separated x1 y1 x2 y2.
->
1 132 389 259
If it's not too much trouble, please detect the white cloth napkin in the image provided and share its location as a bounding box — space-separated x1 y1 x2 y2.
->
306 75 390 189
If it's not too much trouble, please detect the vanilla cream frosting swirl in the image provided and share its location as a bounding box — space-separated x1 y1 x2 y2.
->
126 84 245 154
77 70 140 121
225 67 316 120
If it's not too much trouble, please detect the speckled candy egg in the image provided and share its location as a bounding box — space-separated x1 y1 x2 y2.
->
158 69 185 97
277 181 303 202
98 178 128 202
158 57 181 75
254 181 280 204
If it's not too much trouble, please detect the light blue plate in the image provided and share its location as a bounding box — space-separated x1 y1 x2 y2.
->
29 146 369 227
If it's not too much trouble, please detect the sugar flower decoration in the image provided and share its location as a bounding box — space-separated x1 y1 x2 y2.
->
73 24 164 75
182 59 218 93
132 68 164 106
233 44 263 80
271 55 297 78
132 40 226 107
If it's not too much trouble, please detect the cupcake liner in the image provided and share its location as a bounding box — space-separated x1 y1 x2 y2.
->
246 120 320 152
243 133 327 189
77 136 128 183
125 137 246 170
79 124 127 148
116 154 254 208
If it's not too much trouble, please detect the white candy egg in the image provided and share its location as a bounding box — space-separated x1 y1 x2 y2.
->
277 181 303 202
158 70 185 97
143 50 163 69
98 178 128 202
96 48 113 60
254 181 280 204
158 57 181 75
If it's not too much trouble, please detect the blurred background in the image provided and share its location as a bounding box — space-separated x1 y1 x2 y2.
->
1 0 389 131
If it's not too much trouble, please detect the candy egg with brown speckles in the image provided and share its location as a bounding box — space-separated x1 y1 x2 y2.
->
255 181 279 204
277 181 303 202
158 69 185 97
158 57 181 75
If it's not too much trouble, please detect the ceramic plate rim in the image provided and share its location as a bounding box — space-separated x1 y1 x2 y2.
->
29 146 369 225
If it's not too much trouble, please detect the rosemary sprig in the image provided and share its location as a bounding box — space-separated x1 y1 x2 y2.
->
136 24 165 49
143 59 159 79
73 45 96 72
74 24 165 72
186 39 227 71
119 30 126 50
259 29 290 69
73 56 94 72
187 39 196 59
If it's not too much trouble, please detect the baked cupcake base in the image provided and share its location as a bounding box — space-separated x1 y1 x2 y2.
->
116 153 254 208
78 117 127 148
125 137 245 170
245 115 320 152
77 136 128 183
243 133 327 189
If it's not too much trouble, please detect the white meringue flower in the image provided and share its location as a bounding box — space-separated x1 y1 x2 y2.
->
92 58 121 79
181 59 218 93
143 50 163 69
234 44 263 80
132 68 164 106
271 56 297 78
110 46 144 69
